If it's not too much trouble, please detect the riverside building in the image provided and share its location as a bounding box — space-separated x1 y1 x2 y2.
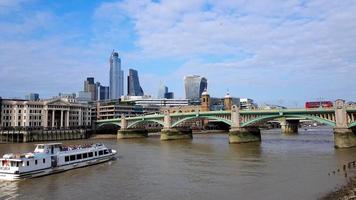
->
0 98 91 128
91 99 160 121
121 96 189 107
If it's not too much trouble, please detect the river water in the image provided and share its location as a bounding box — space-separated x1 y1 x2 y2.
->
0 127 355 200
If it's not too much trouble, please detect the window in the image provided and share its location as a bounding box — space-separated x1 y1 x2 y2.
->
43 158 45 164
76 154 82 160
88 152 93 157
95 152 97 156
35 160 38 165
65 156 69 162
70 155 75 161
104 150 108 155
83 153 88 159
27 161 29 166
99 151 103 156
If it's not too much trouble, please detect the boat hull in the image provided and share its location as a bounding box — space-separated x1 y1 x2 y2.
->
0 153 116 181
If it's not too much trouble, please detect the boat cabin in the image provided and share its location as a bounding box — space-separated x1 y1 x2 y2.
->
34 143 62 154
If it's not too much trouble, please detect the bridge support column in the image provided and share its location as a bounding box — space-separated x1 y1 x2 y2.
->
229 127 261 143
281 119 299 134
334 99 356 148
117 115 148 139
160 111 192 140
117 129 148 139
334 128 356 148
160 128 193 140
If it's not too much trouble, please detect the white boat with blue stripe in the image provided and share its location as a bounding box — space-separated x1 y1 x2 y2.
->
0 143 117 181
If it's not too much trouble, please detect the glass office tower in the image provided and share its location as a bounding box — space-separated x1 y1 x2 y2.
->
184 75 207 102
127 69 144 96
109 51 124 99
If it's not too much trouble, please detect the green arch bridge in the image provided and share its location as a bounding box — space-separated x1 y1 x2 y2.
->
97 99 356 148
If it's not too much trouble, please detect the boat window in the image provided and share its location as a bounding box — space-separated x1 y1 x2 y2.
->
95 152 97 156
11 162 16 167
16 162 20 167
88 152 93 157
104 150 108 154
70 155 75 161
43 158 45 164
37 145 44 149
65 156 69 162
99 151 103 156
77 154 82 160
83 153 88 159
27 161 30 166
35 160 38 165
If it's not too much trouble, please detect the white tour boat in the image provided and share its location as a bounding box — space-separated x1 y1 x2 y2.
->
0 143 117 181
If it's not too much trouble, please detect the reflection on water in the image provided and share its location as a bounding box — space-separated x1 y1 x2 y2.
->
0 181 19 200
0 127 355 200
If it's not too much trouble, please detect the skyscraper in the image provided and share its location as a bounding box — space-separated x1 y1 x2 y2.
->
127 69 144 96
164 92 174 99
157 83 168 99
184 75 208 102
96 82 110 100
84 77 97 101
25 93 40 101
109 51 124 99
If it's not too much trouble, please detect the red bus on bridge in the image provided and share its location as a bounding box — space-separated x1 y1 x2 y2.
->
305 101 333 109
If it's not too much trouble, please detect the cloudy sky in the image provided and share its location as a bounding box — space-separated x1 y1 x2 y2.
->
0 0 355 107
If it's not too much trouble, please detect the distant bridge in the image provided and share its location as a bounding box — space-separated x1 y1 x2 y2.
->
97 99 356 148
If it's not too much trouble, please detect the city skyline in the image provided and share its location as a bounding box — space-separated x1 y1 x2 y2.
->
0 1 356 107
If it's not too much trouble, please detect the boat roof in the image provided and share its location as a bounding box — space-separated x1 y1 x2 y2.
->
0 158 22 162
35 143 62 146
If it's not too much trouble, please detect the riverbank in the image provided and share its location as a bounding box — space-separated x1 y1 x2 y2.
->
320 176 356 200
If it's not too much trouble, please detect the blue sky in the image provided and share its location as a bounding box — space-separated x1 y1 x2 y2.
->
0 0 356 107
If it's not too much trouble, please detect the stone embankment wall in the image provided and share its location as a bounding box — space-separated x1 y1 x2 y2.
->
0 129 91 143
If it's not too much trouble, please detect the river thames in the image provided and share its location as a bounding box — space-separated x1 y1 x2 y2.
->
0 127 355 200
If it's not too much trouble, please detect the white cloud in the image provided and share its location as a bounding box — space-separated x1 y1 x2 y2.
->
1 0 356 105
100 0 356 104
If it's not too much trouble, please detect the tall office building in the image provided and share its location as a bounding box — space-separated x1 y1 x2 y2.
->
164 92 174 99
84 77 97 101
184 75 208 102
98 84 110 100
109 51 124 99
157 83 168 99
127 69 144 96
25 93 40 101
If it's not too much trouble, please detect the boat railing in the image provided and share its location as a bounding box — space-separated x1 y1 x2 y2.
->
61 143 103 152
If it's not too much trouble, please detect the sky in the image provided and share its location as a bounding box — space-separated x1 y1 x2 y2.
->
0 0 356 107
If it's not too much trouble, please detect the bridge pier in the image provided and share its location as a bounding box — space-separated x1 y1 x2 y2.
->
229 127 261 143
334 128 356 148
334 99 356 148
160 128 193 140
281 119 299 134
117 129 148 139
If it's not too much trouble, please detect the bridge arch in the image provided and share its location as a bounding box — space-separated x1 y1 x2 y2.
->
96 122 121 129
241 114 336 127
349 122 356 128
172 116 232 127
127 119 165 129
